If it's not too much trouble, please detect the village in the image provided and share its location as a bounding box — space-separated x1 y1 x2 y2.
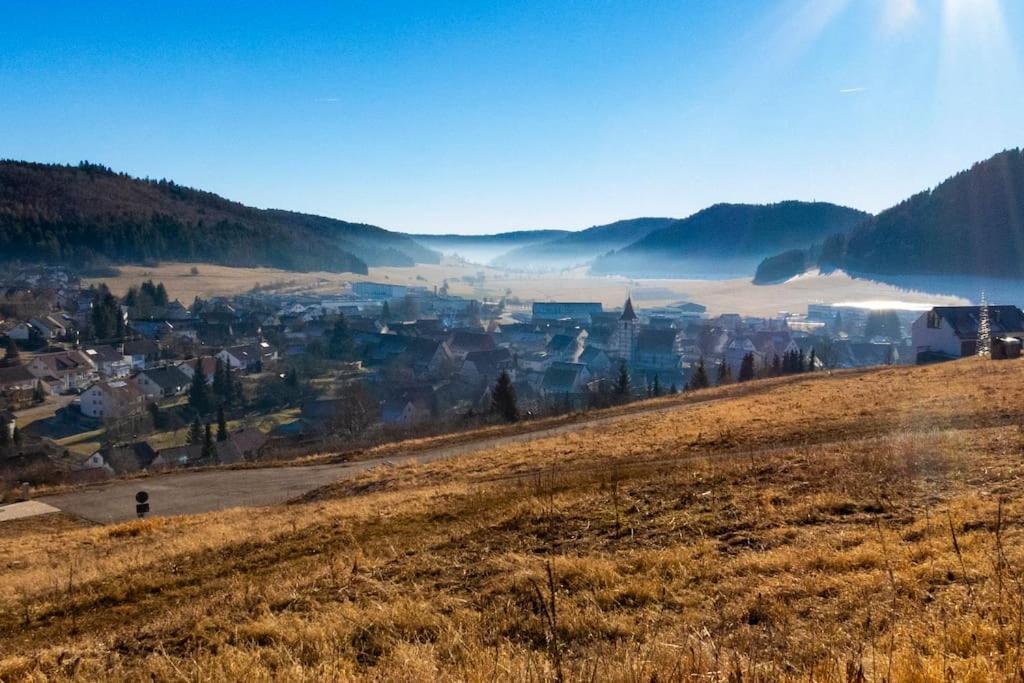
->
0 263 1018 494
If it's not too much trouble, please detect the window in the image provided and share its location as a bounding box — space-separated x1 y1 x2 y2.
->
927 311 941 329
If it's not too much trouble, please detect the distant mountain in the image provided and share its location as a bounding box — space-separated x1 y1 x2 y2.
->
492 217 677 270
753 148 1024 284
0 161 439 274
591 202 869 279
409 230 568 265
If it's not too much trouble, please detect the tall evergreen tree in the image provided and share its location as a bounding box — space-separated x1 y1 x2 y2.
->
186 417 202 445
189 359 211 415
216 405 228 442
328 315 354 360
808 349 817 372
652 374 662 397
3 337 20 365
380 300 391 323
201 423 216 460
491 370 519 422
716 360 733 386
689 358 710 390
616 363 631 397
212 358 228 402
738 352 756 382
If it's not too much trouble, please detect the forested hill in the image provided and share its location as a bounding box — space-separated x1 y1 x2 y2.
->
0 161 439 273
491 217 677 270
590 202 869 278
752 148 1024 283
841 148 1024 277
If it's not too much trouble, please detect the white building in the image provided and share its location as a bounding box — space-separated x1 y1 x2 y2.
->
80 380 146 419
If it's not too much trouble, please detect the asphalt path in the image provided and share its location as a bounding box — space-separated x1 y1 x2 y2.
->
37 400 692 524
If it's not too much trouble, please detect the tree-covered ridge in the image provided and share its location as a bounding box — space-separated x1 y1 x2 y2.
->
590 202 869 278
752 148 1024 282
0 161 439 273
492 217 677 269
841 148 1024 277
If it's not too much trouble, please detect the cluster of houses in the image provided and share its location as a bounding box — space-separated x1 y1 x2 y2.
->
2 264 1022 485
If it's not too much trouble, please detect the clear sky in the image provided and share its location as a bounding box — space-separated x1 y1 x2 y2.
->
1 1 1022 234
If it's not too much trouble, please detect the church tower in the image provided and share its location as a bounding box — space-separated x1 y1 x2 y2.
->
610 296 640 362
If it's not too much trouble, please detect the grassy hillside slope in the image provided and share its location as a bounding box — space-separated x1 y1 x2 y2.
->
4 359 1024 680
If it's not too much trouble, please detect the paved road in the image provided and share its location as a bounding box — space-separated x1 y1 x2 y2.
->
37 401 691 524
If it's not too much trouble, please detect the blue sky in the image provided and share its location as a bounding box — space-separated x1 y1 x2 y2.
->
2 1 1022 234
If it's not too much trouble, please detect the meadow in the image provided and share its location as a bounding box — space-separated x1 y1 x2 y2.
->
1 358 1022 680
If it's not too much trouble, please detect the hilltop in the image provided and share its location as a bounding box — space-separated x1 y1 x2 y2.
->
0 161 439 273
591 202 869 278
3 358 1024 679
492 217 677 270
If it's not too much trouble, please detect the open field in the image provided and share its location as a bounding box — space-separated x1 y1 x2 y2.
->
86 262 967 316
4 359 1024 679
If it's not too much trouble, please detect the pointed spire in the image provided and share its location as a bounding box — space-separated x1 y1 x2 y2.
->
620 297 637 321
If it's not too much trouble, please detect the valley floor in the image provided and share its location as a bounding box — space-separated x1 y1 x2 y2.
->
86 261 967 316
2 358 1023 680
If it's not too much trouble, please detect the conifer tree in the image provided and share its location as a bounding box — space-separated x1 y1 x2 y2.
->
772 354 781 376
689 358 710 390
738 352 756 382
3 337 20 364
216 405 228 442
616 363 631 397
716 360 733 386
328 315 354 360
491 370 519 422
186 417 202 445
201 423 216 460
808 349 817 372
380 300 391 322
652 374 662 397
189 359 211 414
669 383 678 395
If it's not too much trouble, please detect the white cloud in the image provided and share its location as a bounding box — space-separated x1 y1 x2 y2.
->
839 87 867 94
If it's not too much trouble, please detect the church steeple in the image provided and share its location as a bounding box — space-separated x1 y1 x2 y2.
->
620 297 637 321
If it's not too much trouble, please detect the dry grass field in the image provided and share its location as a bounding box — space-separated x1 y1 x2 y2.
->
85 261 966 316
3 359 1024 681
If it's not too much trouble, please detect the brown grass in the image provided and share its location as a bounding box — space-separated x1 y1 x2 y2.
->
2 358 1024 681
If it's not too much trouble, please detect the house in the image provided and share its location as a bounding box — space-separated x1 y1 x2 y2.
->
546 331 587 363
912 306 1024 362
123 340 161 369
447 331 496 359
578 346 613 377
133 365 191 399
82 345 132 378
104 441 159 474
27 350 96 392
176 356 218 384
635 329 684 371
540 362 592 407
80 380 146 419
381 384 439 426
459 347 514 384
217 342 277 372
27 316 67 340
